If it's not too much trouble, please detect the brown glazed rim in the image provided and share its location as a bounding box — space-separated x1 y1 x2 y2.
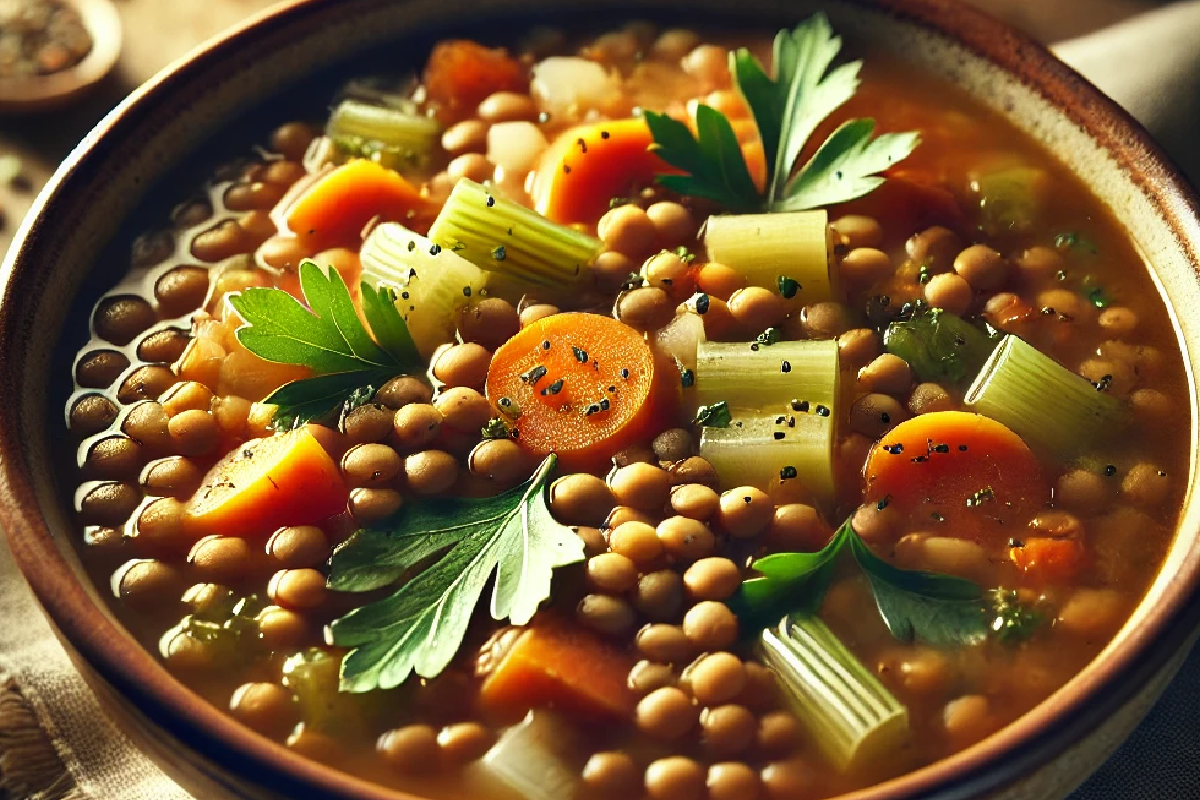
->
3 1 1200 799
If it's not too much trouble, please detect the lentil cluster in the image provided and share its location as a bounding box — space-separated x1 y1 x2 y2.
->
63 20 1187 800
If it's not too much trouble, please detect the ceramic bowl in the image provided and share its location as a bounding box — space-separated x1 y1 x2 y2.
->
2 1 1199 799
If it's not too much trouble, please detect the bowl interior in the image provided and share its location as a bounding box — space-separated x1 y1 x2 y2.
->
4 1 1200 799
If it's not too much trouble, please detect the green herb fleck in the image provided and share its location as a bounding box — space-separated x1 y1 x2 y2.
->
777 276 800 298
987 588 1044 646
693 400 733 428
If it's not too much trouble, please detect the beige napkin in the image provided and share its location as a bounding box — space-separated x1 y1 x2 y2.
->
2 2 1199 798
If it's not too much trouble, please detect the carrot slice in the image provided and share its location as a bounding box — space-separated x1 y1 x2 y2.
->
286 160 431 252
531 119 676 225
1009 537 1086 585
423 40 526 123
485 312 676 472
183 425 348 539
479 618 636 722
863 411 1048 542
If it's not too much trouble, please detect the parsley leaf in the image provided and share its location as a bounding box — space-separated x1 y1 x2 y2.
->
647 13 920 213
327 455 585 692
693 400 733 428
644 106 761 213
778 119 921 211
731 517 987 647
228 260 421 429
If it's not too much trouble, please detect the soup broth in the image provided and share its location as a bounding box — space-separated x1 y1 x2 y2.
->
63 17 1186 800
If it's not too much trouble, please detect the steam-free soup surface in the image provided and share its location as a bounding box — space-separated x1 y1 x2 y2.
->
65 18 1186 800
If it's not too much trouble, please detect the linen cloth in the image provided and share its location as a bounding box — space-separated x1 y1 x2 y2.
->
2 2 1200 798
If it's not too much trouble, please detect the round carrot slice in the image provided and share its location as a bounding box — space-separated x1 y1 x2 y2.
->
485 313 676 472
863 411 1048 542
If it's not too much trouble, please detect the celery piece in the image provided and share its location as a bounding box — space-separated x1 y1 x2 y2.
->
760 615 910 771
359 222 489 358
884 306 1000 386
972 166 1049 237
702 210 832 302
695 339 839 411
470 710 583 800
700 412 836 502
428 179 602 291
964 334 1124 462
281 647 368 736
327 99 440 171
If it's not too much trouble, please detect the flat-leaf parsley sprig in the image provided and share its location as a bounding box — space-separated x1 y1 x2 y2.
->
327 454 585 692
227 259 422 429
643 13 921 213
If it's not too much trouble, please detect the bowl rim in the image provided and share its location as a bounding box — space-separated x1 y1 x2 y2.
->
3 1 1200 799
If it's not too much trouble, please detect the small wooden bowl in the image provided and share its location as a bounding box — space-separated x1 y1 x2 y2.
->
0 0 122 113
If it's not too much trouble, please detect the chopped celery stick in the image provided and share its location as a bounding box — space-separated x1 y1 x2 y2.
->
327 99 440 171
701 412 836 502
470 710 583 800
761 615 910 771
884 307 1000 386
695 339 839 411
972 166 1049 237
703 210 832 302
429 179 602 291
359 222 488 357
282 647 367 736
964 334 1124 461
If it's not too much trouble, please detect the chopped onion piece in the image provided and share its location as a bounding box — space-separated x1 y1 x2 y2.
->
488 121 550 175
470 710 583 800
531 57 621 121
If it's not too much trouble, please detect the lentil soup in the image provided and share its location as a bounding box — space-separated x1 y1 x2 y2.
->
62 15 1187 800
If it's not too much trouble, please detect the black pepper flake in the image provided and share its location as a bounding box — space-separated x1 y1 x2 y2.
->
780 465 798 480
880 412 891 423
520 365 548 384
408 267 418 278
401 291 410 300
600 130 611 139
607 385 616 393
691 293 710 314
600 398 610 411
781 360 792 373
407 240 416 252
462 286 472 297
429 244 442 256
775 415 786 424
934 443 950 454
1104 464 1117 476
743 495 753 504
486 195 496 208
492 246 507 261
816 405 830 417
573 346 589 363
876 494 891 510
1009 537 1025 548
792 399 809 412
884 443 904 455
773 431 785 440
1093 374 1113 392
620 368 630 379
680 369 695 389
911 455 929 463
563 164 572 174
583 402 603 416
542 340 551 351
577 137 587 153
787 416 796 428
750 343 760 352
540 378 564 396
958 444 968 452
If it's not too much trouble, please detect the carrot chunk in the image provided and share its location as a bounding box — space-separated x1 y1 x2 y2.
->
485 313 677 472
183 425 349 539
531 118 676 225
1009 537 1086 585
423 40 526 122
479 618 636 722
863 411 1048 542
286 160 431 252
